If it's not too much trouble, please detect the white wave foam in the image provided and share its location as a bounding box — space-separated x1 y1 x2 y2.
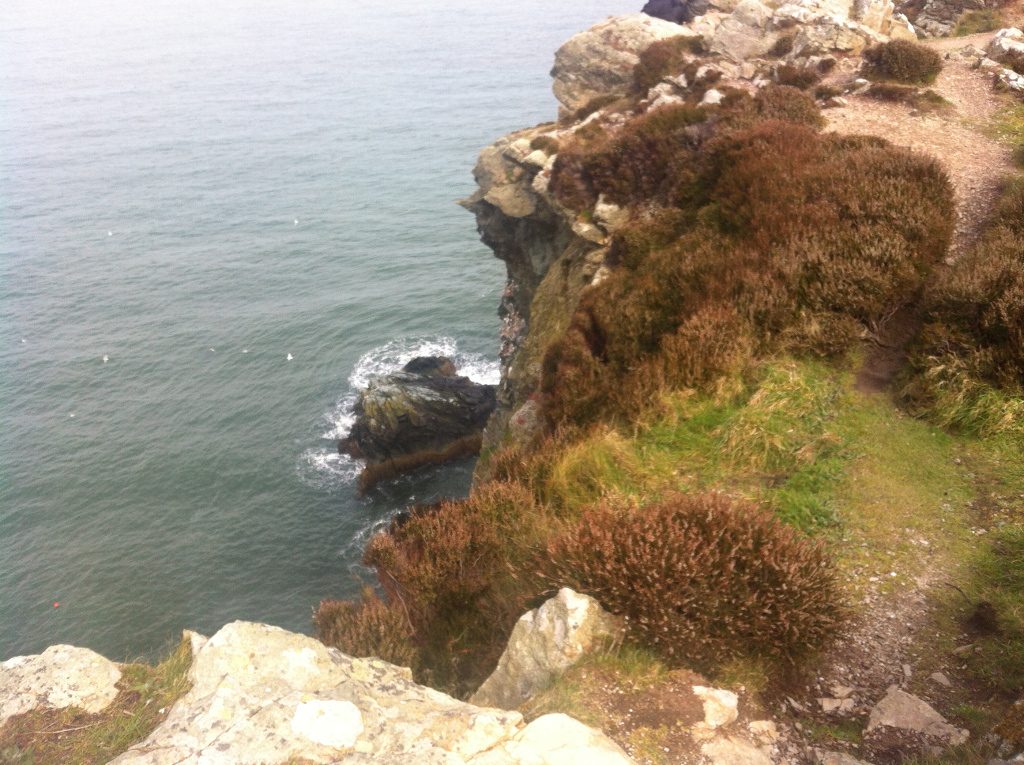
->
306 336 500 486
296 448 361 489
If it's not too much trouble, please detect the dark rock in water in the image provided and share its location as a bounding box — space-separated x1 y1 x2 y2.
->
642 0 708 23
339 356 497 492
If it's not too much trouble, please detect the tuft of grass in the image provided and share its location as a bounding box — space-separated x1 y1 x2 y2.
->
0 638 193 765
954 8 1005 36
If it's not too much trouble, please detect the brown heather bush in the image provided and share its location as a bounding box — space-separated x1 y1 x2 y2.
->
919 179 1024 390
550 103 706 210
529 134 561 155
543 112 953 428
633 36 705 93
862 39 943 84
359 481 546 693
543 493 844 669
314 588 418 671
775 63 822 90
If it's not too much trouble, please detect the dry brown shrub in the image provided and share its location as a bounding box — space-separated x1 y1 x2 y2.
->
633 36 705 93
360 481 545 693
314 588 418 670
542 115 953 428
862 39 943 84
543 493 844 669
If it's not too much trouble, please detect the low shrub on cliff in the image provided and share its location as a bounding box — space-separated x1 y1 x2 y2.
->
954 8 1005 36
314 588 418 671
543 112 953 428
862 39 943 84
550 103 706 210
543 493 844 669
356 482 548 694
633 35 705 93
908 178 1024 438
774 63 822 90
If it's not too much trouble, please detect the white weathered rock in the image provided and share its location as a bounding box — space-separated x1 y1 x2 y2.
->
471 588 621 710
866 687 969 746
748 720 779 742
594 195 630 231
929 671 952 687
702 87 726 104
702 735 774 765
551 14 694 113
0 644 122 726
815 750 876 765
711 0 780 60
475 713 637 765
693 685 739 728
109 621 633 765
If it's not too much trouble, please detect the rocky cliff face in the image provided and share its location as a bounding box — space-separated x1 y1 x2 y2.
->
463 5 914 456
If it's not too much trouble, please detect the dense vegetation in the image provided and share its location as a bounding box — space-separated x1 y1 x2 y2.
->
315 88 971 696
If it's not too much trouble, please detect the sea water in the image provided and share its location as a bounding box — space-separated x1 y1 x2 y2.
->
0 0 637 660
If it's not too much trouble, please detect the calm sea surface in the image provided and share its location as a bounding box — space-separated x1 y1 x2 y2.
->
0 0 636 661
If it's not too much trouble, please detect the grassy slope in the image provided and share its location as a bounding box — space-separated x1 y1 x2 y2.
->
519 357 1024 764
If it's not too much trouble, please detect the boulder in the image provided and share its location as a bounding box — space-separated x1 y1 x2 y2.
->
710 0 778 61
866 687 969 747
0 644 122 727
551 14 694 113
988 28 1024 64
471 588 622 709
693 685 739 729
338 356 496 491
643 0 712 23
701 735 773 765
910 0 985 37
109 621 633 765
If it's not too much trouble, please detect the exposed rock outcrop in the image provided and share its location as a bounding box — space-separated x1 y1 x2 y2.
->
471 588 622 710
338 356 496 491
865 687 969 749
463 8 919 458
550 14 696 115
910 0 987 36
0 644 122 727
107 621 632 765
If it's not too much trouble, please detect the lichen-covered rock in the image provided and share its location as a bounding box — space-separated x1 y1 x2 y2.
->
471 588 622 709
701 735 773 765
0 644 121 726
110 621 633 765
338 356 496 490
551 14 694 113
866 687 969 747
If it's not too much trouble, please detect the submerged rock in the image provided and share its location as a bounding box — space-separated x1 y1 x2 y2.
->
0 644 122 726
339 356 496 491
108 621 633 765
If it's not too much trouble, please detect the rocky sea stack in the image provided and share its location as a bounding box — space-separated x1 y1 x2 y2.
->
339 356 496 492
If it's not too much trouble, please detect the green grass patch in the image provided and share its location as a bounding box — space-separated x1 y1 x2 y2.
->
0 638 192 765
954 8 1005 36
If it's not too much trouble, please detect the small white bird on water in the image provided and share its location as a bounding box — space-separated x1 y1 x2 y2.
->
242 349 249 354
293 219 299 226
286 352 294 361
102 354 109 363
209 348 216 352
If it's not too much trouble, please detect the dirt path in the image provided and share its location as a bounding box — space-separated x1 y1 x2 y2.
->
826 32 1013 261
824 35 1017 391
